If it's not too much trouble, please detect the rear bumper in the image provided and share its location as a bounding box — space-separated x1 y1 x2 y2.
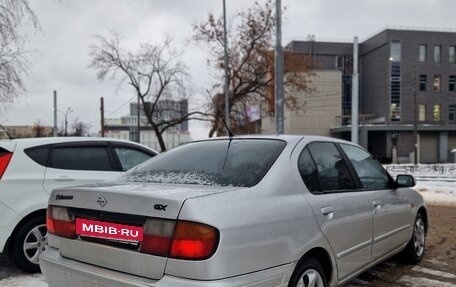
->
40 247 290 287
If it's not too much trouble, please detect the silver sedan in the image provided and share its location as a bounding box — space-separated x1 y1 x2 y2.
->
40 135 427 287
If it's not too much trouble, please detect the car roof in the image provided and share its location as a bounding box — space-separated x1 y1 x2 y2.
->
0 137 157 152
194 134 352 145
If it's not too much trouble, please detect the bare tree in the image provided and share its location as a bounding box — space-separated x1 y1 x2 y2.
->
32 120 45 137
0 0 39 112
70 118 90 136
193 0 312 136
89 33 207 151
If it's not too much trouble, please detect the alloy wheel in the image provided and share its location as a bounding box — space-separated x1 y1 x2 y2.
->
22 224 47 264
414 217 425 258
296 269 325 287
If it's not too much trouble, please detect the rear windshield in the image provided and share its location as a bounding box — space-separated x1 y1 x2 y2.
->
122 139 286 187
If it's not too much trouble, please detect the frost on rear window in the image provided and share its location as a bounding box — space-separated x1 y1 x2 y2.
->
122 139 286 187
126 170 221 186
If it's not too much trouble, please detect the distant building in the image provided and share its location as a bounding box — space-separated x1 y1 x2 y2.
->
1 125 53 139
285 28 456 163
103 99 191 150
262 70 342 136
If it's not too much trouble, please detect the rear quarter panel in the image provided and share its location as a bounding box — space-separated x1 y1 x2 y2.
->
166 150 333 281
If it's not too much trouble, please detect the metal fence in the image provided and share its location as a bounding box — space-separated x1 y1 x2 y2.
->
385 164 456 182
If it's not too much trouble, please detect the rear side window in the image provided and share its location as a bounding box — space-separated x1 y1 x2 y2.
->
124 139 286 187
339 144 391 190
307 142 356 192
24 145 50 167
114 147 154 171
298 148 320 192
49 146 114 171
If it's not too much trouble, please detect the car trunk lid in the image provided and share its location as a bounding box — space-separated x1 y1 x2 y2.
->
48 182 239 279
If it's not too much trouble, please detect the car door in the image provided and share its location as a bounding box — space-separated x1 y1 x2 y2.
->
297 142 373 282
339 144 413 261
43 142 123 193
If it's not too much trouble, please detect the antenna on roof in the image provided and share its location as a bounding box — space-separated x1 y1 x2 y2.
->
208 93 234 138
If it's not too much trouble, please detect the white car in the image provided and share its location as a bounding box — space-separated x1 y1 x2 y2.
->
0 137 157 272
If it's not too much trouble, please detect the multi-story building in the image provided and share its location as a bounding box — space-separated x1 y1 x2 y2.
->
103 99 191 151
285 28 456 163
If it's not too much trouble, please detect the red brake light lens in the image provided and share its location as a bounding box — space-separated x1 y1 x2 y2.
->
170 221 219 260
0 152 13 179
46 206 76 239
140 219 219 260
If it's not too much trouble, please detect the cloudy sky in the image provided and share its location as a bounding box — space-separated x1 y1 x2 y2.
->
2 0 455 139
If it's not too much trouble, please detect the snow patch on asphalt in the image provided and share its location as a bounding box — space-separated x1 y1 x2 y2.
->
412 266 456 280
399 275 455 287
0 274 47 287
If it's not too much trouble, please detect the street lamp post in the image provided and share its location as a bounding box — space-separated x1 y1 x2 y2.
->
58 107 73 136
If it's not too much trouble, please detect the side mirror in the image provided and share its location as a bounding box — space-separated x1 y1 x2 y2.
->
395 174 416 188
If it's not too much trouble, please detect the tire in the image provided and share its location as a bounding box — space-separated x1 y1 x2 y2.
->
400 213 426 264
9 216 47 273
289 257 328 287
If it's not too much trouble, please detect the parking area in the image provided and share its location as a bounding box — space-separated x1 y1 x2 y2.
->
0 205 455 287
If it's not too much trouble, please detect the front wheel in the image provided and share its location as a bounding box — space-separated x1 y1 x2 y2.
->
289 258 328 287
9 216 47 273
400 213 426 264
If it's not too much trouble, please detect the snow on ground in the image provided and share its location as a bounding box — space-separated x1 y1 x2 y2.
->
386 163 456 206
0 274 47 287
414 181 456 207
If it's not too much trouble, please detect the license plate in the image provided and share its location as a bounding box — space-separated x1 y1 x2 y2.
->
76 218 143 242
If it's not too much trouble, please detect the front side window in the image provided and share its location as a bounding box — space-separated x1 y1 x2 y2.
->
419 45 427 62
340 144 391 190
307 142 355 192
434 45 441 62
114 147 154 171
124 139 286 187
433 104 441 121
49 146 113 171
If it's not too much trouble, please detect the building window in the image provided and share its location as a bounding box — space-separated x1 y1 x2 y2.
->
450 75 456 92
450 46 456 63
419 45 427 62
433 105 441 121
419 105 426 121
390 40 401 121
390 40 401 62
419 74 427 91
434 75 441 92
450 105 456 121
434 45 441 62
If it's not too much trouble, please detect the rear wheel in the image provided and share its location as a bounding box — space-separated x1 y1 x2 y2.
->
289 258 328 287
9 216 47 273
400 213 426 264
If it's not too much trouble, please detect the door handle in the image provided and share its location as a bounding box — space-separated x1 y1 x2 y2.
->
54 176 75 182
372 200 382 209
321 207 334 217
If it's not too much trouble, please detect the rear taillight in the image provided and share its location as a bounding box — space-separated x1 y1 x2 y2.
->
140 219 219 260
0 152 13 179
46 206 76 239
